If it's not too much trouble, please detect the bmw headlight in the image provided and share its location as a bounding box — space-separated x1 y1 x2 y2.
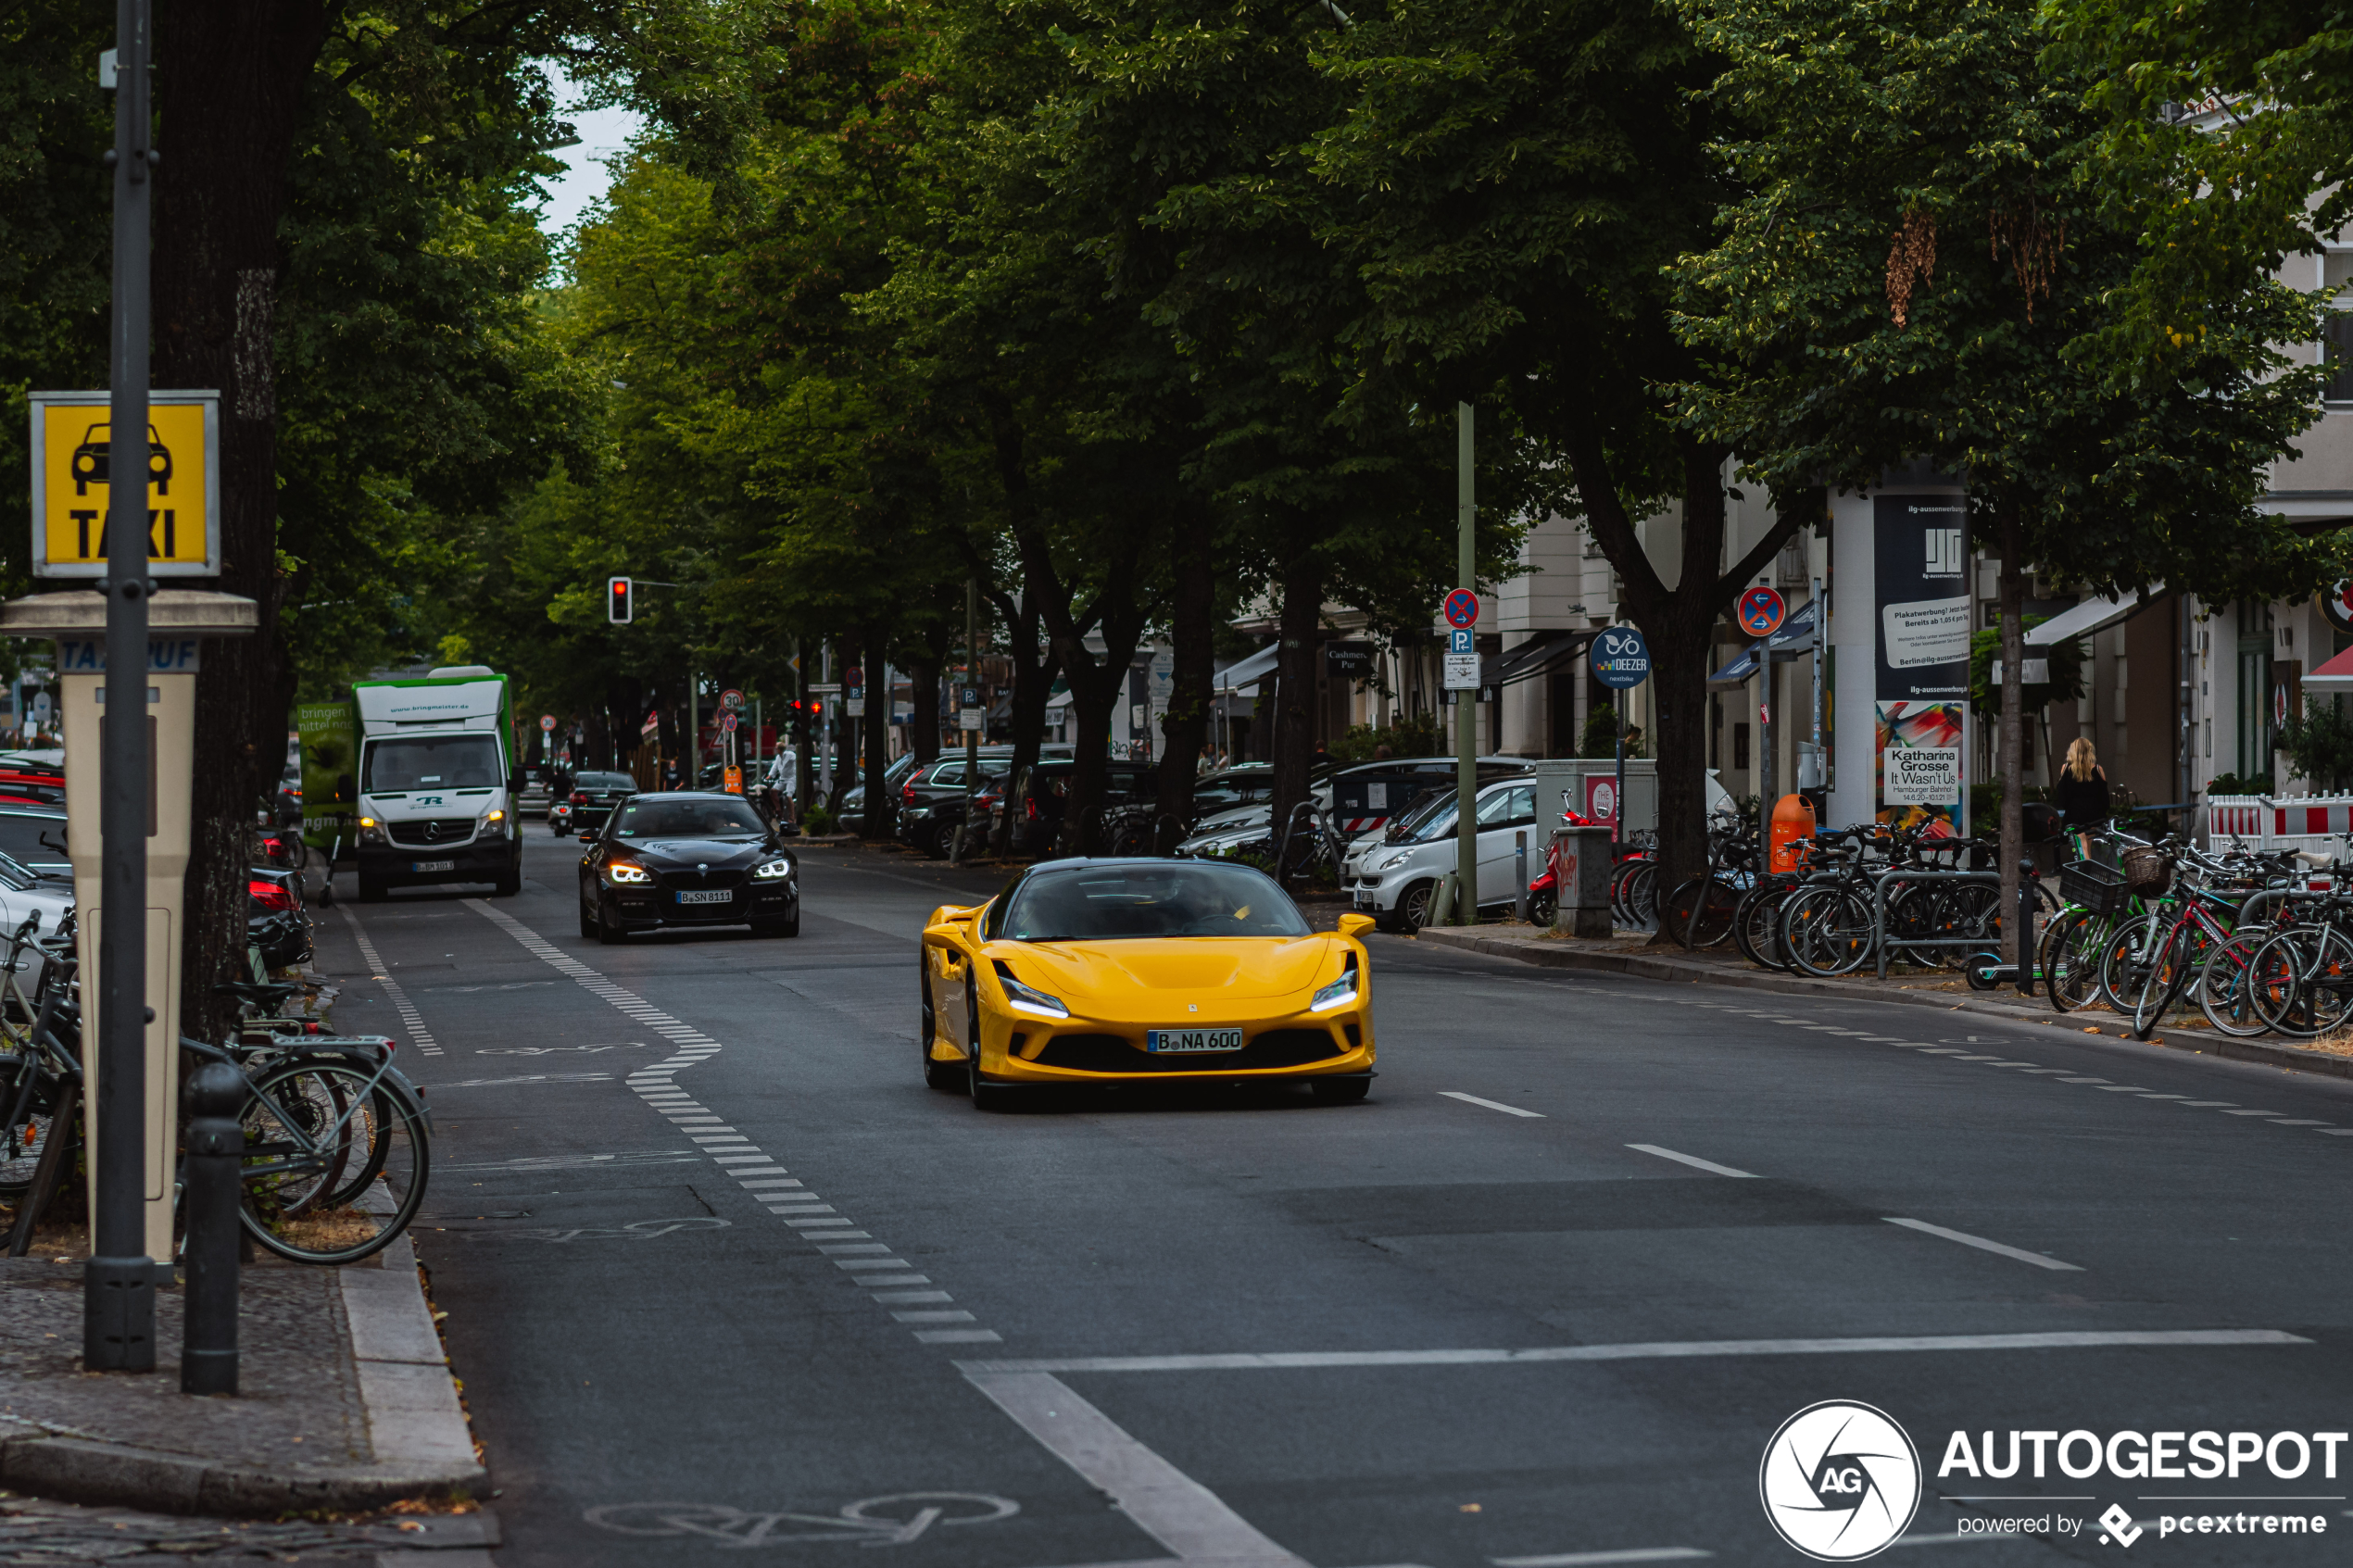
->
605 861 651 885
992 960 1069 1019
753 859 795 881
1310 956 1359 1012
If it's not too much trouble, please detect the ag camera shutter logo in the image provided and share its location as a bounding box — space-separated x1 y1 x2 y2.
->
1760 1400 1921 1560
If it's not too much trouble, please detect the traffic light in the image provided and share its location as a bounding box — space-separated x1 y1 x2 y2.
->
608 576 633 624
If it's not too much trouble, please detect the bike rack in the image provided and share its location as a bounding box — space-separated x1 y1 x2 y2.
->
1871 867 2006 980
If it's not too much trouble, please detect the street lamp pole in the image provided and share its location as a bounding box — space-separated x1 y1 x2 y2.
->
87 0 157 1370
1454 402 1477 923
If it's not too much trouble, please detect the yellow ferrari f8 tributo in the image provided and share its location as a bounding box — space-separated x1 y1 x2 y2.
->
920 859 1376 1109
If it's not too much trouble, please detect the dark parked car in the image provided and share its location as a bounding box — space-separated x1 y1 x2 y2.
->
553 770 638 836
577 791 799 942
897 754 1015 858
0 808 68 881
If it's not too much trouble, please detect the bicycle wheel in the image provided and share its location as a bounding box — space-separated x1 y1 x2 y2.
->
1783 888 1876 977
1662 875 1738 949
1732 881 1793 971
2123 927 2190 1039
240 1060 429 1265
2042 911 2108 1014
2249 929 2353 1039
1621 861 1659 931
2197 925 2275 1037
1881 882 1945 971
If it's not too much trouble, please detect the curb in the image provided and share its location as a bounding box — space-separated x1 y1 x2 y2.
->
1414 926 2353 1082
0 1233 485 1516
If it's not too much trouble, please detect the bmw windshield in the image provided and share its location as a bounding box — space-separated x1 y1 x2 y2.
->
613 798 768 839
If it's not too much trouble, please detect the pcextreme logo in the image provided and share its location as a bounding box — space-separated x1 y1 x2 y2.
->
1760 1400 1923 1561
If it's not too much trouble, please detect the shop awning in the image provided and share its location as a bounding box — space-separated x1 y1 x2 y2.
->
1489 629 1599 687
2025 589 2145 646
1707 601 1818 686
1213 642 1281 696
2304 644 2353 694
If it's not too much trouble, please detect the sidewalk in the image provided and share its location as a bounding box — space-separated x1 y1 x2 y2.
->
0 1223 486 1521
1415 923 2353 1082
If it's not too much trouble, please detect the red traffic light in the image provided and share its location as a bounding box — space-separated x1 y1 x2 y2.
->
608 576 633 624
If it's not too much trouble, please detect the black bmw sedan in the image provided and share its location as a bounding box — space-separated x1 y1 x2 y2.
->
578 791 799 943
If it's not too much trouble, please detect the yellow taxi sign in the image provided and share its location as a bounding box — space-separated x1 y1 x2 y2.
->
27 390 220 577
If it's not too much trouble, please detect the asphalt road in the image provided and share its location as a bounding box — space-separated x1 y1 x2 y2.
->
308 828 2353 1567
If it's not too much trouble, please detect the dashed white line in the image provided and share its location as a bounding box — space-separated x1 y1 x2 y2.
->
1440 1091 1544 1118
334 906 444 1057
465 900 998 1349
1882 1217 2082 1272
1627 1144 1758 1179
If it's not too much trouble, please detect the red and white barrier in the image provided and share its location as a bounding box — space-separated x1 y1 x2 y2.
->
2205 794 2353 859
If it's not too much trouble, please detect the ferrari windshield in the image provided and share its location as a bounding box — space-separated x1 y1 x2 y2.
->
1000 861 1310 942
613 797 768 838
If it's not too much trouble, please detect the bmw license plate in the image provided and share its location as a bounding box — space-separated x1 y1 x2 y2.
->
411 859 455 873
1148 1028 1244 1054
677 889 731 905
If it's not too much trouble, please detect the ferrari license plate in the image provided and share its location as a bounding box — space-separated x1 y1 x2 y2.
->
1148 1028 1244 1054
677 889 731 905
410 859 455 873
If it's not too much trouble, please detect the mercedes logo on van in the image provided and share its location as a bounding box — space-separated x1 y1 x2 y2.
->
1759 1400 1920 1561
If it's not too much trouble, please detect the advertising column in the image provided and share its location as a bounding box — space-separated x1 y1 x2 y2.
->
1874 495 1971 834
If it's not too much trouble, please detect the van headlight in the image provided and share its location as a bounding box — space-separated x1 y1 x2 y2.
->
357 816 386 845
479 809 507 839
1311 957 1359 1012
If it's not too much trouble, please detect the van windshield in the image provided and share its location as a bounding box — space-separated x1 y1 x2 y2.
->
363 735 504 793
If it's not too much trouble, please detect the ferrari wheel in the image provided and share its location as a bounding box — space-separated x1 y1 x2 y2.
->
921 962 961 1091
967 974 1012 1111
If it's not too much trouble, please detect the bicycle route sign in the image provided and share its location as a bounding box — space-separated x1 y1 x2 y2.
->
1590 626 1649 690
1736 585 1786 639
1442 588 1480 629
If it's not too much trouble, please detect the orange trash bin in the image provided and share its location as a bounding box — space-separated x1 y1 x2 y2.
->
1770 793 1817 872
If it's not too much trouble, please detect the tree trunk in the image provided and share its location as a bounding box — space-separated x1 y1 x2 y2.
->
987 590 1058 856
153 0 328 1037
862 626 891 838
909 659 941 766
1154 509 1215 841
1997 498 2027 984
1268 539 1324 868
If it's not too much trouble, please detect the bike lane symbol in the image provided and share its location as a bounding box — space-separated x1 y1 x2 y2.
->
585 1493 1020 1546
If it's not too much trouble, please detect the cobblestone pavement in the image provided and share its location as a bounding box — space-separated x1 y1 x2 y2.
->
0 1493 491 1562
0 1260 365 1471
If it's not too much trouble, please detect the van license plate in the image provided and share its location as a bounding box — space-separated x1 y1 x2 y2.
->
1148 1028 1244 1054
411 859 455 873
678 889 731 905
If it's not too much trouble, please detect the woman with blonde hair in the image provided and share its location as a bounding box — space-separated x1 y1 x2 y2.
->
2053 736 2110 830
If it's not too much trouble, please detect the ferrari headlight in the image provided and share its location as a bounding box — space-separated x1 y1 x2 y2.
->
1311 956 1359 1012
605 861 651 885
993 961 1069 1019
753 859 795 880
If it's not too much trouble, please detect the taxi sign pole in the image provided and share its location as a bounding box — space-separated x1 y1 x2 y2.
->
1455 403 1476 924
960 577 978 864
89 0 157 1372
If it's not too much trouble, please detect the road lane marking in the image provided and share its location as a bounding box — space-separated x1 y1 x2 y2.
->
1882 1218 2082 1272
335 905 445 1057
876 1290 953 1304
1440 1092 1544 1118
468 901 1006 1348
917 1329 1003 1344
964 1370 1309 1566
1492 1551 1711 1566
894 1311 975 1323
954 1329 2307 1374
2220 1110 2286 1117
1626 1145 1757 1178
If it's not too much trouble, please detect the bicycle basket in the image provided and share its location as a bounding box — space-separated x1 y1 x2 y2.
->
2120 847 2175 897
2058 858 2130 916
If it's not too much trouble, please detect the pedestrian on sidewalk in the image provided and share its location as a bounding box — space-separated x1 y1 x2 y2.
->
2053 738 2110 857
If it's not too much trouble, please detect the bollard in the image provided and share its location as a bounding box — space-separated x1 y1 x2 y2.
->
2016 858 2036 998
1514 832 1528 922
181 1060 245 1396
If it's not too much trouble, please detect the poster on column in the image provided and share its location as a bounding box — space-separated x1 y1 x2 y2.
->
1874 495 1970 834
